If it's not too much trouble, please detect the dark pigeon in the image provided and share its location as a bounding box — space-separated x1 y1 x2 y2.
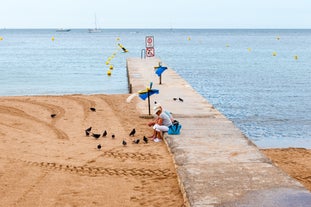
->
133 139 140 144
143 136 148 144
102 130 107 137
129 128 136 136
92 133 101 139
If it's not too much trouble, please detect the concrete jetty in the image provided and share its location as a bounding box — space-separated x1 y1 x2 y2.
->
126 57 311 207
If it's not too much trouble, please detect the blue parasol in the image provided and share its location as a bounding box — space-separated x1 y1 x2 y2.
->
138 82 159 115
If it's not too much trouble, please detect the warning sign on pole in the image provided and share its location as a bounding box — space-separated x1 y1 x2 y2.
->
145 36 154 48
146 47 155 57
145 36 155 58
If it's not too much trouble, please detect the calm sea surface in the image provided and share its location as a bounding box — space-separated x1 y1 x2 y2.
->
0 29 310 148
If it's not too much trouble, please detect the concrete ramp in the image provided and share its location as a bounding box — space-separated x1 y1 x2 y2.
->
127 57 311 207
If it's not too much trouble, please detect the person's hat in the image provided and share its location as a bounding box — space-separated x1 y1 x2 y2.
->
153 106 161 114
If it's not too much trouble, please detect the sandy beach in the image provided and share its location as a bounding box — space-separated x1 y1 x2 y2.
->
0 94 184 207
261 148 311 192
0 94 310 207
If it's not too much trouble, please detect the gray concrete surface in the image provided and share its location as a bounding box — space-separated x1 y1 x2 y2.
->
127 57 311 207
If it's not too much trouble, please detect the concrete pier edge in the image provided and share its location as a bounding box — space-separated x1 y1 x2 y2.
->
126 57 311 207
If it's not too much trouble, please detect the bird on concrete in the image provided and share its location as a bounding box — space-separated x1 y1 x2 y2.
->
85 127 92 136
112 134 115 139
90 107 96 112
133 139 140 144
92 133 101 139
102 130 107 137
50 114 57 118
122 140 127 146
178 98 184 102
143 136 148 144
129 128 136 136
97 144 102 150
173 98 178 101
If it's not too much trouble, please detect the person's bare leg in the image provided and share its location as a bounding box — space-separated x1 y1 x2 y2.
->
148 129 156 139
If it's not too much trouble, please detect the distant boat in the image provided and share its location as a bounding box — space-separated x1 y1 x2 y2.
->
88 14 102 33
56 29 71 32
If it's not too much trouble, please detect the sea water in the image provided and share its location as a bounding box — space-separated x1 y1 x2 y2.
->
0 29 310 148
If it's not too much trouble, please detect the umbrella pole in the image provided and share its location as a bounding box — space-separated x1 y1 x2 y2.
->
147 90 151 115
159 75 162 85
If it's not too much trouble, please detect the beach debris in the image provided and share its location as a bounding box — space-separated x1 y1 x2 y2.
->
143 136 148 144
129 128 136 136
102 130 107 137
97 144 102 150
85 127 92 136
122 140 127 146
50 113 56 118
133 139 140 144
112 134 115 139
178 98 184 102
90 107 96 112
92 133 101 139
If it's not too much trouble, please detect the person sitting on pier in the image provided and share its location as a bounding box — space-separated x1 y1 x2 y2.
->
148 105 172 142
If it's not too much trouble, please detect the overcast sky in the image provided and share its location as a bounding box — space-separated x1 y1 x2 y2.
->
0 0 310 29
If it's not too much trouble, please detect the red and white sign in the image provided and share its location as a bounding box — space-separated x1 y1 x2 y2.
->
145 36 154 48
146 47 155 57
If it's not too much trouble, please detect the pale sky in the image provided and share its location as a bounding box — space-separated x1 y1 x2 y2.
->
0 0 310 29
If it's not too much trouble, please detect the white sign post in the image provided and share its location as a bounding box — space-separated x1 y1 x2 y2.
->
145 36 155 57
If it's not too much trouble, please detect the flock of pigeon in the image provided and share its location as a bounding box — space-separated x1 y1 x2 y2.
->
84 126 149 150
85 108 150 150
50 106 149 150
50 98 185 150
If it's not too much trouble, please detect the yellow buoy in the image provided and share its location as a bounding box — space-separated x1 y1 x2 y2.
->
276 36 280 40
0 36 3 41
105 61 110 65
51 36 55 41
226 44 230 47
294 55 298 60
107 70 112 76
272 52 277 56
187 36 191 41
109 65 114 70
247 48 252 52
116 37 120 41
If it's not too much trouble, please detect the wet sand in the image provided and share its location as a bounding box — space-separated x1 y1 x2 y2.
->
0 94 184 207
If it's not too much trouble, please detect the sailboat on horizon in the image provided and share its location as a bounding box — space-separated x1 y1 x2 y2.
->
88 14 102 33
